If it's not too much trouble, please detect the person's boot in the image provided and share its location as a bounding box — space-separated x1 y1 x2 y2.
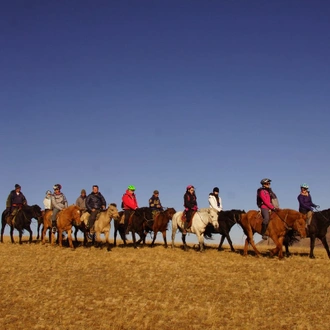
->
52 220 57 233
261 223 268 240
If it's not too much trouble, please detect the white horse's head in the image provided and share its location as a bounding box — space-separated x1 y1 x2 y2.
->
208 209 219 229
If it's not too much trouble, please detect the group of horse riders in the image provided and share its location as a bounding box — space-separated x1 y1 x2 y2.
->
4 178 319 240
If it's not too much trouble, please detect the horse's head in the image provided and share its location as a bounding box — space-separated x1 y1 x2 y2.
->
71 205 82 226
108 203 120 220
208 209 219 229
31 205 43 219
293 215 307 238
166 207 176 219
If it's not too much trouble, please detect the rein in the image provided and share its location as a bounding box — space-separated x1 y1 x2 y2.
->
273 210 291 230
313 209 330 223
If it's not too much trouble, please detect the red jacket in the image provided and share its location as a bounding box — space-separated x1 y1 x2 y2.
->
258 188 274 210
122 190 138 210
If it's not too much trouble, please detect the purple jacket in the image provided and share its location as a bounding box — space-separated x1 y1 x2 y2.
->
297 193 316 212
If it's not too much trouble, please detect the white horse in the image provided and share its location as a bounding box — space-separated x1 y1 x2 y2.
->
171 208 219 252
80 203 119 251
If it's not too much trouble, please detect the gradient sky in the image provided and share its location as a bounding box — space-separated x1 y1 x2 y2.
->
1 1 329 244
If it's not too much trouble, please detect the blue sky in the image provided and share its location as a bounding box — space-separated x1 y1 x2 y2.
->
1 1 329 244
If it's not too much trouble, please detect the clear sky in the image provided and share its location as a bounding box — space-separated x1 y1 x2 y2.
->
1 1 329 244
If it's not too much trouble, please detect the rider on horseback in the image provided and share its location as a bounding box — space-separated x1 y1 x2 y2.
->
122 185 138 235
297 183 319 228
208 187 223 212
149 190 163 214
5 184 27 223
183 185 198 234
257 178 278 240
85 185 106 233
51 184 68 233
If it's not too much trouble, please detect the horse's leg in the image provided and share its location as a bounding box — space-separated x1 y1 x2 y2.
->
95 231 101 249
58 229 63 247
74 226 78 244
132 230 137 249
320 236 330 259
225 233 235 252
182 233 188 251
151 230 157 247
0 221 6 243
245 227 260 257
67 229 74 249
19 229 23 245
309 235 316 259
198 233 205 252
218 235 225 251
105 230 112 252
10 226 15 244
162 230 168 248
269 235 283 259
113 225 117 247
243 238 249 256
37 222 40 240
42 225 48 245
171 219 178 249
28 226 33 244
40 224 44 241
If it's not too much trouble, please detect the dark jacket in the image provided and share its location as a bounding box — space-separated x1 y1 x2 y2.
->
6 190 27 208
149 195 163 211
184 192 197 211
86 192 106 212
298 193 316 212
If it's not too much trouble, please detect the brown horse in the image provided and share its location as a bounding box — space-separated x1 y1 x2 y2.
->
50 205 81 249
239 209 307 259
148 208 176 248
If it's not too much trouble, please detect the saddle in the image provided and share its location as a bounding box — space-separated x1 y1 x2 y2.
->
6 209 20 226
181 211 196 229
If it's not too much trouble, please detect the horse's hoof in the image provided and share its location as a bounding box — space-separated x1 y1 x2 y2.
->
309 255 315 259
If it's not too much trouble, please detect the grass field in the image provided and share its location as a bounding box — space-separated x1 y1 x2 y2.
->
0 235 329 330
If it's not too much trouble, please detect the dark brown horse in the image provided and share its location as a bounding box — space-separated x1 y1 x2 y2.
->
284 208 330 259
147 208 176 248
50 205 81 249
238 209 307 259
1 205 42 244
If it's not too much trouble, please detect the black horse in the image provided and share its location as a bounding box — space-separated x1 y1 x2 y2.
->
204 209 245 252
113 208 153 248
1 205 42 244
284 208 330 259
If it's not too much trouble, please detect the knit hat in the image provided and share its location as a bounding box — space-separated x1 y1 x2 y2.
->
15 184 21 189
81 189 86 194
153 190 159 194
213 187 219 193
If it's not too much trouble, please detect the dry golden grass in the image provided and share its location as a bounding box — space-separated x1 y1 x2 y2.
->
0 236 330 330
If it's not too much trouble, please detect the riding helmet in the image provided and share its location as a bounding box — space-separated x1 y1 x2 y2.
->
128 185 136 191
53 184 62 190
300 183 309 189
260 178 271 185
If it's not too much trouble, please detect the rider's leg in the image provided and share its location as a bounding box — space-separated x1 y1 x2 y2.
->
260 208 270 240
52 208 60 232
